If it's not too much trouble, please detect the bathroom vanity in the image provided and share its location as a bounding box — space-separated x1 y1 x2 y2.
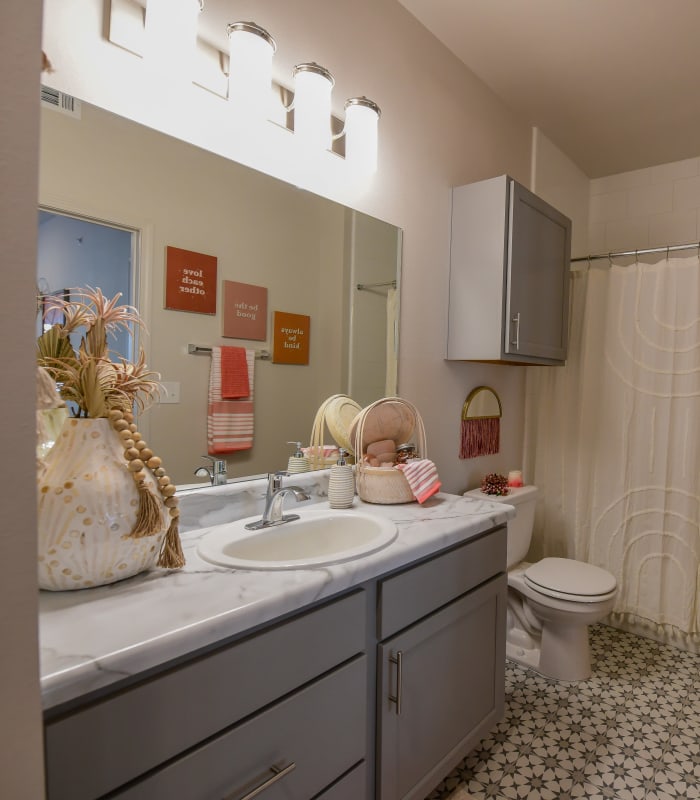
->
39 490 512 800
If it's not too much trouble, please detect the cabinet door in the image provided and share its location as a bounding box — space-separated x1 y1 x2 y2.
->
505 180 571 362
377 575 506 800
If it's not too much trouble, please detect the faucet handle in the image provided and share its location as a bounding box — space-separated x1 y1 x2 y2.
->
267 470 289 494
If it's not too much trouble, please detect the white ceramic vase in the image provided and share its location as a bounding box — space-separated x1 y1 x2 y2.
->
37 417 168 591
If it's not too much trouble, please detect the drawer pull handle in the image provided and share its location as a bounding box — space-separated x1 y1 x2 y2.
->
389 651 403 715
229 762 296 800
511 312 521 350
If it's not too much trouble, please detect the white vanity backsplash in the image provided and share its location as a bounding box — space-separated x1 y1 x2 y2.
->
177 471 332 533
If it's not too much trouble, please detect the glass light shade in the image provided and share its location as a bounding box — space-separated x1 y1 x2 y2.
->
344 97 380 173
145 0 202 82
293 63 334 151
227 22 276 121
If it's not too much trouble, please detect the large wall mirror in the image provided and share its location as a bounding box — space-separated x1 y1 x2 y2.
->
38 98 402 485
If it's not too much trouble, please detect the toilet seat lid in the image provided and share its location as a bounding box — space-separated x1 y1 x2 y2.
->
524 557 616 600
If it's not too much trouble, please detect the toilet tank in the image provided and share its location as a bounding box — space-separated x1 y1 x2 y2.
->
464 485 539 568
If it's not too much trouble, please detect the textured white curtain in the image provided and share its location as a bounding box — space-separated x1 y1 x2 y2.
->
523 255 700 652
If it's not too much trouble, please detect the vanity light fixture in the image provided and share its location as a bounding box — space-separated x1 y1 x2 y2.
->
113 6 381 173
341 97 381 173
226 22 277 121
291 63 335 151
145 0 203 81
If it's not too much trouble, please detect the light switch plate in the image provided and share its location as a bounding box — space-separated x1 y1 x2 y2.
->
160 381 181 404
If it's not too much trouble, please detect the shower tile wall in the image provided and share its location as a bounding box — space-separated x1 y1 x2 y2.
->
589 155 700 254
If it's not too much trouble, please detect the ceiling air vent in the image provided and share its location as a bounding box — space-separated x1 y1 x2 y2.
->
40 85 82 119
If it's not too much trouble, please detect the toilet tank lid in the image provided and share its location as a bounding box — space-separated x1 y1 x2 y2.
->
525 557 616 597
463 485 539 506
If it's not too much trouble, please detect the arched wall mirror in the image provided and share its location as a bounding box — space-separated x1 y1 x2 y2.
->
38 99 402 485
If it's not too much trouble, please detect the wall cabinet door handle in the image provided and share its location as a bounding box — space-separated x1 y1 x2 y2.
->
225 762 296 800
510 312 521 350
389 651 403 715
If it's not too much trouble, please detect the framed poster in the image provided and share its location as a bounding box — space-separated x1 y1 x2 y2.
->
164 246 217 314
272 311 310 365
222 280 268 340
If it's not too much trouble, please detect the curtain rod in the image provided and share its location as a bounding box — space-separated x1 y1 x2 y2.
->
356 280 396 290
571 241 700 264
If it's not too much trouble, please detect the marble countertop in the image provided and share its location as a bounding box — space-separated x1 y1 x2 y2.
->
39 482 514 712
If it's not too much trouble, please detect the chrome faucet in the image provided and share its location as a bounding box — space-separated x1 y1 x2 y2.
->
245 471 310 530
194 455 228 486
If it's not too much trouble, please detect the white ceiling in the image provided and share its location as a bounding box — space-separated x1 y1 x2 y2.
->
398 0 700 178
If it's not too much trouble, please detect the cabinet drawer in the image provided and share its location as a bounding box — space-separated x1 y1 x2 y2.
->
113 657 367 800
378 527 505 639
45 590 366 800
317 762 367 799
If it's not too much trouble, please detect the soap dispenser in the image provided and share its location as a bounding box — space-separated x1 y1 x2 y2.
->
286 441 310 474
328 448 355 509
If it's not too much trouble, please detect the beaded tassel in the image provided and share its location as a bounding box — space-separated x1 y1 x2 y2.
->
130 480 165 538
158 513 185 569
108 408 184 566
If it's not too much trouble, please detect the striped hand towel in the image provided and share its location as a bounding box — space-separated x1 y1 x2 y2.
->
396 459 441 504
207 347 255 454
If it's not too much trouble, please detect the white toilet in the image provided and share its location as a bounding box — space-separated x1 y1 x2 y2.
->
465 485 617 681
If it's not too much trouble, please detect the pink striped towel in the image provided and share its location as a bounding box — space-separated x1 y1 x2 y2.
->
207 347 255 454
396 459 442 504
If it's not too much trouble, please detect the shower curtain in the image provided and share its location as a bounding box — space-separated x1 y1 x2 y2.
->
523 254 700 652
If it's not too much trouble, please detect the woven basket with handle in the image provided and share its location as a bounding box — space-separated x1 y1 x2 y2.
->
308 394 361 469
353 397 427 504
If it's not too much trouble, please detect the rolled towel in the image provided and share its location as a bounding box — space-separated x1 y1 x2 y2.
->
396 458 441 504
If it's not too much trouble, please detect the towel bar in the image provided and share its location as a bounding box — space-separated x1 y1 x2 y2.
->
188 344 271 360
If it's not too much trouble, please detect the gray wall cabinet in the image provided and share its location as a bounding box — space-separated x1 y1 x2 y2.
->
44 526 506 800
447 175 572 365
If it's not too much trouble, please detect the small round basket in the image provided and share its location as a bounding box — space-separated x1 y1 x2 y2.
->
353 397 427 504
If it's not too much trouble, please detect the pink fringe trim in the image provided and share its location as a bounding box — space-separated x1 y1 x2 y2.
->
460 417 500 459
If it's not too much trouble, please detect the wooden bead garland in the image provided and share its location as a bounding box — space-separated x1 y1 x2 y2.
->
107 408 184 569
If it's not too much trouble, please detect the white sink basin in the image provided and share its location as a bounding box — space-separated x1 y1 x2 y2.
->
196 509 398 570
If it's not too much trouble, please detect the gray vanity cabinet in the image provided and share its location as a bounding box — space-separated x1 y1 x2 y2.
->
44 591 367 800
447 174 572 365
43 523 507 800
377 530 507 800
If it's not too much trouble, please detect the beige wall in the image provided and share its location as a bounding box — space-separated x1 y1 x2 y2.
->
41 0 535 494
0 0 46 795
532 127 591 260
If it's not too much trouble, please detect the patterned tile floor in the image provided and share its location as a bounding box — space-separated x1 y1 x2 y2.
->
426 624 700 800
